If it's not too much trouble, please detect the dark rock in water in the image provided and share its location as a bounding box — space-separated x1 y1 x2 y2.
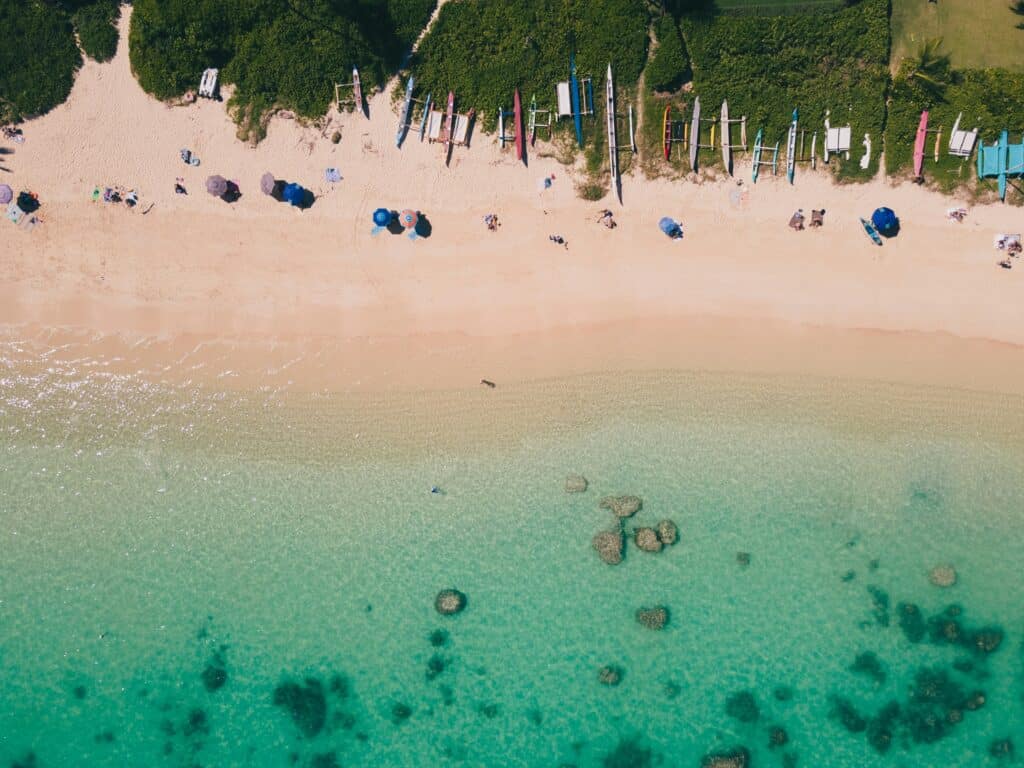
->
183 708 209 738
603 735 655 768
426 654 446 681
634 527 663 553
725 691 760 723
773 685 794 702
93 730 115 743
866 701 900 754
910 667 963 706
782 753 799 768
439 684 455 706
356 732 369 742
768 726 789 748
946 708 963 724
898 602 926 643
435 589 467 615
636 606 669 630
927 615 963 646
598 665 624 687
868 558 880 571
841 570 856 583
429 629 449 647
903 668 972 745
72 685 88 700
849 651 886 685
969 627 1003 655
565 474 588 493
328 674 350 699
735 552 751 567
162 741 173 756
391 702 413 724
202 663 228 692
599 495 642 518
592 529 625 565
989 739 1015 759
159 718 176 736
272 678 327 738
311 752 340 768
699 746 750 768
829 696 866 733
867 586 890 627
478 703 500 719
11 753 37 768
952 658 974 673
663 681 681 700
527 708 543 726
964 690 986 710
334 711 356 730
656 519 678 545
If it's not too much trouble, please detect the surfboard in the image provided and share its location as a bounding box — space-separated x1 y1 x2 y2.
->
752 128 763 183
689 97 700 172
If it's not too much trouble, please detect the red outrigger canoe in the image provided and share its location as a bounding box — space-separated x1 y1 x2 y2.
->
913 110 929 178
514 89 524 164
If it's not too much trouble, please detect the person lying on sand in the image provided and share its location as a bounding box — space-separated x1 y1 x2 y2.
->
174 178 187 195
788 210 805 231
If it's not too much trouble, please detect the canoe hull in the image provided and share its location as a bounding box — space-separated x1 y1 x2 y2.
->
396 77 414 147
663 105 671 160
606 64 619 202
689 97 700 171
514 89 524 163
570 53 583 148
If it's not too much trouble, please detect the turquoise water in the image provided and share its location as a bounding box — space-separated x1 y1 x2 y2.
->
2 352 1023 767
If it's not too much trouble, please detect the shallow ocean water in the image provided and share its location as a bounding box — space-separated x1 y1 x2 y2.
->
1 349 1023 767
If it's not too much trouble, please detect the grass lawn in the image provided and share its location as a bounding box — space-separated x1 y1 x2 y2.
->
891 0 1024 73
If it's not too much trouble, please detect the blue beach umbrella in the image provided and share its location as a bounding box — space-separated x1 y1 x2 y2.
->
871 207 898 237
282 183 304 207
658 216 682 239
371 207 392 235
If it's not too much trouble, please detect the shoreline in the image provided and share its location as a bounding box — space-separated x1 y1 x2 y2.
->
3 11 1024 401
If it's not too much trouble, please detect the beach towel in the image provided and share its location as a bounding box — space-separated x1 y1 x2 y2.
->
324 168 341 183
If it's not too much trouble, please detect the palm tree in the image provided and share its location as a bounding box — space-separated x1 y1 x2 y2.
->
903 38 952 98
1011 0 1024 15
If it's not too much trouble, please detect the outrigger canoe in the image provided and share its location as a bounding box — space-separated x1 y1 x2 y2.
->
396 76 414 147
514 89 524 163
860 217 883 246
442 91 455 166
752 128 763 183
689 97 700 171
913 110 929 178
663 105 671 160
606 64 619 202
570 51 583 148
352 68 362 116
721 100 731 175
786 109 798 184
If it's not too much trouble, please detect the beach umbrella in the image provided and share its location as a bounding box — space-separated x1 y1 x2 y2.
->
871 207 898 237
0 184 11 205
372 208 391 227
400 209 418 229
658 216 681 238
206 175 228 198
260 173 276 196
282 183 304 207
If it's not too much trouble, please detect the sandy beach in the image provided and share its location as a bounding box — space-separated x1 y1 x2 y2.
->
3 9 1023 394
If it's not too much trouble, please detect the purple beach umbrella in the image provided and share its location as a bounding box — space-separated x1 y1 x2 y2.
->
0 184 11 205
260 172 276 196
206 175 228 198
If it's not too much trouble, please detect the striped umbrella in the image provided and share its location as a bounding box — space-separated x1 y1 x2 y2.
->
206 175 228 197
399 209 418 229
0 184 11 205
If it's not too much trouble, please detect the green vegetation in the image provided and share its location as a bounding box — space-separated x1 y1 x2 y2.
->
129 0 436 140
891 0 1024 73
0 0 82 121
886 63 1024 196
410 0 649 133
672 0 890 180
72 0 121 62
646 15 689 93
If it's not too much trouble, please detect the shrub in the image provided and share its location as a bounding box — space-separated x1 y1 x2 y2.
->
646 15 690 92
73 0 120 62
129 0 436 137
0 0 82 120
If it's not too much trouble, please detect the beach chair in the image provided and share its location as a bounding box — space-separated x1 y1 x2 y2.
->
824 126 851 162
948 113 978 158
7 202 24 224
426 109 444 143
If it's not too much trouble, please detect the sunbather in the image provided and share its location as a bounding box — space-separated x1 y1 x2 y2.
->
810 209 824 228
174 178 187 195
788 210 805 231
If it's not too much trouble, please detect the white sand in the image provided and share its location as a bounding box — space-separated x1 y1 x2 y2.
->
2 8 1023 393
